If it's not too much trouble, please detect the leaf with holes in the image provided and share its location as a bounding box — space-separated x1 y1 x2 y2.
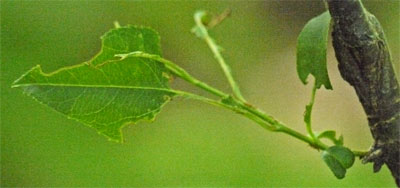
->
12 25 175 142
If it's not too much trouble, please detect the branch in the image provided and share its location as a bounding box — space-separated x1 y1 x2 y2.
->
326 0 400 186
118 51 368 157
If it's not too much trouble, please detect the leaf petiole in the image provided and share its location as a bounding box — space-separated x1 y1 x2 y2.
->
193 11 246 102
116 52 228 99
305 82 318 141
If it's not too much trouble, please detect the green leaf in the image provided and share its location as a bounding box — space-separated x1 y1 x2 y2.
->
326 146 355 169
296 11 332 89
322 145 355 179
90 25 162 66
337 135 344 146
322 152 346 179
316 130 344 146
317 130 336 139
12 26 174 142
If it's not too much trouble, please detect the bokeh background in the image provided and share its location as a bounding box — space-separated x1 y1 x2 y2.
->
1 0 399 187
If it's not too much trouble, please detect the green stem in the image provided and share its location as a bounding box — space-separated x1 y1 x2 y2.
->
171 90 276 131
117 52 228 99
234 101 328 148
116 52 367 157
234 99 368 157
278 126 328 150
305 83 318 140
193 11 246 102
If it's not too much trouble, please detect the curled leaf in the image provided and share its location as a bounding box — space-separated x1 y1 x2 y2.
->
322 145 355 179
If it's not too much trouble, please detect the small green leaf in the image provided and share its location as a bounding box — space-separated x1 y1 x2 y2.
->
316 130 344 146
296 11 332 89
337 135 344 146
12 26 174 142
322 145 355 179
322 152 346 179
326 145 355 169
317 130 336 139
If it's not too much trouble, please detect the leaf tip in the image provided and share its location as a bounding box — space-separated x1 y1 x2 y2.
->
99 128 124 143
321 80 333 90
12 65 43 88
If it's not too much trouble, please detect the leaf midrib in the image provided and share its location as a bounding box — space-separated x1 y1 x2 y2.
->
12 83 171 91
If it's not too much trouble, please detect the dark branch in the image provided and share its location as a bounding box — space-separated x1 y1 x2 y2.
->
327 0 400 186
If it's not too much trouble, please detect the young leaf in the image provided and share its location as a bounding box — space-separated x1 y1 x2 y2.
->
317 130 336 139
322 152 347 179
296 11 332 89
316 130 344 146
322 145 355 179
325 145 355 169
337 135 344 146
12 26 174 142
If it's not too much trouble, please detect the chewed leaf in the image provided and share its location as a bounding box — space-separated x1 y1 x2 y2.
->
321 145 355 179
90 25 162 66
297 11 332 89
12 26 174 142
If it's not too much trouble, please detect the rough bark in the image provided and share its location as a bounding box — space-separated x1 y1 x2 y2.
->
326 0 400 186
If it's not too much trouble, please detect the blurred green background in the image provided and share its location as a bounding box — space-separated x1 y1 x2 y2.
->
1 0 399 187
